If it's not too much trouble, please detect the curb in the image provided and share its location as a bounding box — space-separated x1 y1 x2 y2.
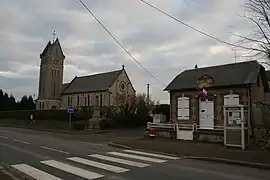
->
0 164 35 180
108 141 132 149
108 141 180 157
184 156 270 170
108 141 270 170
0 125 111 135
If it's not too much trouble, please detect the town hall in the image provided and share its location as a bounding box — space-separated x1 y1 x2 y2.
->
36 37 136 110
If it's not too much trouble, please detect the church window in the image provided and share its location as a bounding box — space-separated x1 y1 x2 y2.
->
88 95 90 106
70 97 73 106
68 97 73 106
77 95 80 106
96 96 99 106
100 94 103 107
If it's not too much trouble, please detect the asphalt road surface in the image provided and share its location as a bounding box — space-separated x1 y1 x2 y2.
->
0 127 269 180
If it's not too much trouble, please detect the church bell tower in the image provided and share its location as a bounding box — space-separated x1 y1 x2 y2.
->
36 31 65 110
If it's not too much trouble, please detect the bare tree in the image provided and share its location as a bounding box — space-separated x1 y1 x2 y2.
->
233 0 270 66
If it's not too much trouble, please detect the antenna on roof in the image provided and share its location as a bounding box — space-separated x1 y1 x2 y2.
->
233 49 237 63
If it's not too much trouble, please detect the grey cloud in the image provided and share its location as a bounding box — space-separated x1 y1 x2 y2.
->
0 0 252 103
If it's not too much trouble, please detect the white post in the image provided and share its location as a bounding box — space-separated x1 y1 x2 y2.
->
223 106 227 147
241 106 245 150
69 113 72 129
175 123 179 139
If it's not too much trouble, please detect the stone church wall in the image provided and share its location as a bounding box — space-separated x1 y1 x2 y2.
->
60 70 136 109
109 70 136 106
61 91 110 109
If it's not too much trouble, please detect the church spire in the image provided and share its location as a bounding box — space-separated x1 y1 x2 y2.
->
52 30 56 43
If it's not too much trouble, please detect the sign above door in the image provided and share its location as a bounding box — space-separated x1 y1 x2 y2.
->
197 75 213 89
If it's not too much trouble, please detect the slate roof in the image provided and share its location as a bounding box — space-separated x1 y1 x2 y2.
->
62 69 123 94
61 83 70 93
165 60 267 91
40 41 52 58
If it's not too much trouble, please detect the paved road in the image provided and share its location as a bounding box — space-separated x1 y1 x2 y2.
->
0 127 269 180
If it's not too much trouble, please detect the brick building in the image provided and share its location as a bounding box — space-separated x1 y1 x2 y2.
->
164 61 269 132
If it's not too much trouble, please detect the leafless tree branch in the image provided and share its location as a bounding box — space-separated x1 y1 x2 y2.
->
233 0 270 62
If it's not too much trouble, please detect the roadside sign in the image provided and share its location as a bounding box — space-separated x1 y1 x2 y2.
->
67 106 74 113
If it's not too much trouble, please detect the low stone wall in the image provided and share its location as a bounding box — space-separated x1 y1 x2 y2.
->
252 102 270 150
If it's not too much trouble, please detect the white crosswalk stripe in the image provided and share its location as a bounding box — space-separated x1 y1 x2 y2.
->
41 160 104 180
10 149 179 179
89 154 150 168
107 152 167 163
11 164 62 180
123 150 180 160
67 157 130 173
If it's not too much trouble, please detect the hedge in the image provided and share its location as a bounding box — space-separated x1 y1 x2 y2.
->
0 109 153 129
0 109 93 122
99 115 153 129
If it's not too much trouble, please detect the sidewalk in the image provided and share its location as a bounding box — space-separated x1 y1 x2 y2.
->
0 124 111 134
110 137 270 169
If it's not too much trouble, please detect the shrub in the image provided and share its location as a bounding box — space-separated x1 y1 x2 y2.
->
74 120 89 130
99 115 152 129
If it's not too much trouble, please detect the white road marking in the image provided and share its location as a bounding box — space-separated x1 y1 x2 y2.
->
11 164 62 180
41 160 103 180
89 154 150 168
13 139 30 145
81 141 105 147
0 135 8 139
123 150 179 160
67 157 130 173
40 146 70 155
107 152 167 163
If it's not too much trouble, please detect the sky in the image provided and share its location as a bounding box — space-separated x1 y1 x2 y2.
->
0 0 254 103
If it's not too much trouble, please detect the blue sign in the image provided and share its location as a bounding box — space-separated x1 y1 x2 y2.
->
67 106 74 113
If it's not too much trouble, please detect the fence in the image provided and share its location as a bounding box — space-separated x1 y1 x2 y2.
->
147 122 226 141
147 122 175 130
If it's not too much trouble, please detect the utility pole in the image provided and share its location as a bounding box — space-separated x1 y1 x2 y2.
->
234 49 237 63
146 83 150 105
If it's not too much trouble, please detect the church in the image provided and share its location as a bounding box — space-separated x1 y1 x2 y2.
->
36 38 136 110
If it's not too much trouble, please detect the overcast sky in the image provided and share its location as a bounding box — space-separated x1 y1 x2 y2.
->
0 0 253 103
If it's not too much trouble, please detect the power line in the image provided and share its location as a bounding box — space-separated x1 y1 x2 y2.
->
77 0 166 88
140 0 265 53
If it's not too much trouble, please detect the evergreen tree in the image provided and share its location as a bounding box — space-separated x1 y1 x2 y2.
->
0 89 36 110
19 95 28 110
27 96 35 110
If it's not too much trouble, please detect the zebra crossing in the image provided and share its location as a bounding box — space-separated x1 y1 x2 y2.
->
11 149 180 180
